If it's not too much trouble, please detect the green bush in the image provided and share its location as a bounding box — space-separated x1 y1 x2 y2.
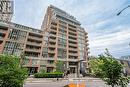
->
34 72 63 78
0 55 28 87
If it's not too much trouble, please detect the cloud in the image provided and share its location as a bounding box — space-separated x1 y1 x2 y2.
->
12 0 130 57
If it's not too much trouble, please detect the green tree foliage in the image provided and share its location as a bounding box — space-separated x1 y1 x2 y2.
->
89 57 103 77
89 49 130 87
0 54 28 87
56 61 64 73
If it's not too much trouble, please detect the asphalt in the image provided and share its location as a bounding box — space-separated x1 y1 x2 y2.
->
24 77 130 87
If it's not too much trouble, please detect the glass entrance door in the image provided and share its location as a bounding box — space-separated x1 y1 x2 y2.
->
70 67 76 73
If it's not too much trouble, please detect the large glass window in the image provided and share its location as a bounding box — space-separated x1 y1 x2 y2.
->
3 41 23 56
59 33 66 39
59 28 66 34
42 47 48 58
57 48 67 59
58 37 66 47
8 29 27 41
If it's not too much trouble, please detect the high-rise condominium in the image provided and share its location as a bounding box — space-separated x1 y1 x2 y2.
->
0 0 13 21
41 5 89 74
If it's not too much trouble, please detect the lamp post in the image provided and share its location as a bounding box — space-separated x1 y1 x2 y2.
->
117 5 130 16
117 5 130 47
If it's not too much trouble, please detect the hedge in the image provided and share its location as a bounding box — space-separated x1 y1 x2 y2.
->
34 72 64 78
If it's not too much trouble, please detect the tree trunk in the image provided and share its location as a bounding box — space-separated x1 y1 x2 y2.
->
111 85 114 87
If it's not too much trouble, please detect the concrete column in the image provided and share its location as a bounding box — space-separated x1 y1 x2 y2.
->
77 61 80 78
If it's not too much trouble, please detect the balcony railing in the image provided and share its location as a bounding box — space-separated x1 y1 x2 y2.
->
0 29 7 33
28 36 43 41
68 53 78 56
26 41 42 46
25 48 41 53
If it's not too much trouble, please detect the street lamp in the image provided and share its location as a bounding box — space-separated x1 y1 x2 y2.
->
117 5 130 16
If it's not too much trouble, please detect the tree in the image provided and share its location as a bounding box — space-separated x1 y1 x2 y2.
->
89 57 103 77
90 49 130 87
56 61 64 72
0 54 28 87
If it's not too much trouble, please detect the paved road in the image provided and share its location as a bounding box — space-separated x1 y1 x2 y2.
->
24 80 110 87
24 78 130 87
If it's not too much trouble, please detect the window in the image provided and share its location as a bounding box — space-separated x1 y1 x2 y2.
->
8 29 27 41
58 37 66 47
47 60 54 64
3 41 23 56
32 60 37 65
57 48 66 58
59 33 66 39
42 47 48 58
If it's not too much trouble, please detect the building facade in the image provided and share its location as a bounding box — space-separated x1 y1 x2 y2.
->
119 59 130 76
0 0 13 21
41 5 89 74
0 5 89 75
120 55 130 61
0 20 43 74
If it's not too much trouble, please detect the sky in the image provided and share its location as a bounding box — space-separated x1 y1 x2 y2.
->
12 0 130 58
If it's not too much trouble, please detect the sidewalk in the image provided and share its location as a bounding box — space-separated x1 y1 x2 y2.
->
25 77 102 83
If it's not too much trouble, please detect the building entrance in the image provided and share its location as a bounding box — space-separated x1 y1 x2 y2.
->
47 67 53 73
28 67 38 75
70 67 76 73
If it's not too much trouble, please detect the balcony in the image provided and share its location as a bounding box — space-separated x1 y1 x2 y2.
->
58 31 67 35
68 33 77 37
86 47 89 50
68 53 78 56
26 41 42 46
48 43 56 48
68 38 77 43
50 28 57 33
85 35 88 38
59 23 67 28
68 24 76 29
68 48 78 51
68 27 77 32
46 63 55 67
68 58 78 62
49 38 56 42
42 57 55 60
0 29 7 34
25 54 40 58
85 39 89 42
28 36 43 41
68 30 77 35
68 43 77 47
25 48 41 53
49 33 57 37
51 24 57 28
58 45 66 49
0 37 4 41
48 49 55 54
85 43 89 46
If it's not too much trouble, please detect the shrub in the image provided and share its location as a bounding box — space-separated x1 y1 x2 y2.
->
0 55 28 87
34 72 63 78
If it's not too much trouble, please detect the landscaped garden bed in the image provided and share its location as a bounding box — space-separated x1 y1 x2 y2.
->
34 72 64 78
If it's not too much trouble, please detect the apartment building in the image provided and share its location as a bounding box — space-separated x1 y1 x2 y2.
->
0 5 89 75
0 20 43 74
120 55 130 61
119 59 130 76
41 5 89 74
0 0 13 21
